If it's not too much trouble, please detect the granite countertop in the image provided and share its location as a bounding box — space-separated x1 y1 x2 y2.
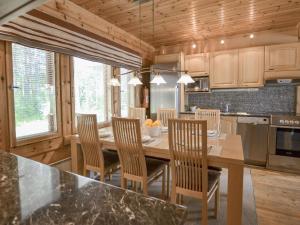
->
0 151 187 225
180 111 272 117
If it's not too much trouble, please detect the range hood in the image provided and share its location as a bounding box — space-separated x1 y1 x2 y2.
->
265 79 300 86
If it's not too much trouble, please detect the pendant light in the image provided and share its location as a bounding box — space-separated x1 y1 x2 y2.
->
177 71 195 85
110 68 120 86
150 72 166 85
128 71 143 86
110 77 120 86
150 0 167 86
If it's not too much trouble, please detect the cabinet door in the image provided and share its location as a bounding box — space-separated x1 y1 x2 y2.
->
220 116 237 135
210 50 239 88
238 47 264 87
265 43 300 71
185 53 209 76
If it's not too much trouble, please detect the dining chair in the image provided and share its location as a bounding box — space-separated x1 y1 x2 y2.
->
128 107 146 124
157 108 177 127
112 117 168 197
77 114 119 181
168 119 220 225
195 109 221 134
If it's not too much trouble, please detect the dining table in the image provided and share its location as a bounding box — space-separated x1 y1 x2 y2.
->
70 127 244 225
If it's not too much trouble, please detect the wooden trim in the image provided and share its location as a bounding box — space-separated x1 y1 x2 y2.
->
0 40 10 151
59 54 73 142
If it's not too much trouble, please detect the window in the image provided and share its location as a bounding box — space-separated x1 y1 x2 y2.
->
120 68 135 117
12 43 58 139
73 57 112 123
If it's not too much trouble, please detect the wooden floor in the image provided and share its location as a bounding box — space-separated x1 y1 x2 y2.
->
251 169 300 225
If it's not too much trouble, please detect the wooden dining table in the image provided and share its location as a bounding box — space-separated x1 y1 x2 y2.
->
70 127 244 225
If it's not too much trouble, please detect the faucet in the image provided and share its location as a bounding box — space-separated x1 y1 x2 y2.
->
225 103 230 113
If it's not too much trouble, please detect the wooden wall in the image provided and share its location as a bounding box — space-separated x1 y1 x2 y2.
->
0 40 72 164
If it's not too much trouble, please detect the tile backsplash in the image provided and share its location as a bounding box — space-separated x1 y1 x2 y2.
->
188 86 297 113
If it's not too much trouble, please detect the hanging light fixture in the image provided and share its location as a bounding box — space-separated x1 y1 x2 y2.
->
128 71 143 86
177 71 195 85
110 68 120 86
150 72 166 85
149 0 167 86
110 77 120 86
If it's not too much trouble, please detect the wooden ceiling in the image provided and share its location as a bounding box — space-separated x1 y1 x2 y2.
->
70 0 300 47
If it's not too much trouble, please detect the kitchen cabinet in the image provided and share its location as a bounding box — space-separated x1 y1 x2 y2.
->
154 53 183 64
210 49 239 88
184 53 209 76
221 116 237 135
265 43 300 79
238 47 264 87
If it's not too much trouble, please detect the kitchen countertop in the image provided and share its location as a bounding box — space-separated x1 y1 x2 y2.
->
0 151 187 225
180 111 272 117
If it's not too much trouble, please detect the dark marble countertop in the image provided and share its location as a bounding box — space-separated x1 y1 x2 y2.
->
0 151 187 225
180 111 272 117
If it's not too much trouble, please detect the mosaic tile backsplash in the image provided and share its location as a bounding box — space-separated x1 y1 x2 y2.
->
188 86 297 113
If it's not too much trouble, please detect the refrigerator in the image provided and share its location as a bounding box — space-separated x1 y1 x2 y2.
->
150 63 181 119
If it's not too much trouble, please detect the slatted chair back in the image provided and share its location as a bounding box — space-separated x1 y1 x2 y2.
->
77 114 104 171
195 109 220 133
168 119 208 197
128 107 146 124
112 117 147 181
157 108 177 127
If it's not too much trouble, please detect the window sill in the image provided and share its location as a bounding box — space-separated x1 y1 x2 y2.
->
15 132 61 147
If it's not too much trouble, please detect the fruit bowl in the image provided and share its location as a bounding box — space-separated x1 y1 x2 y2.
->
144 119 162 137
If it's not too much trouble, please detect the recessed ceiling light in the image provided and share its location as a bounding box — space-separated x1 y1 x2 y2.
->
220 39 225 44
249 34 254 39
192 43 197 49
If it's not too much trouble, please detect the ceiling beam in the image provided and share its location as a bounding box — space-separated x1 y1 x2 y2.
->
0 0 48 25
36 0 155 60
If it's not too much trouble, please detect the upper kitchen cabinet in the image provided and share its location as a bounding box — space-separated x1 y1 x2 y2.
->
184 53 209 76
238 47 264 87
265 43 300 79
210 49 239 88
154 53 184 64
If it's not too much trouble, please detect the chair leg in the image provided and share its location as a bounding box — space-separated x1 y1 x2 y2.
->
161 167 166 199
214 181 220 218
166 164 170 199
121 178 127 189
142 180 148 195
171 188 177 204
201 200 208 225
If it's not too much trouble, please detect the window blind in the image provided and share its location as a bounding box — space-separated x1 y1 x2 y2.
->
0 13 142 69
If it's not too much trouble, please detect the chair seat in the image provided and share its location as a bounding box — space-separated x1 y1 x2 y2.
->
103 150 119 168
146 157 168 178
208 169 221 192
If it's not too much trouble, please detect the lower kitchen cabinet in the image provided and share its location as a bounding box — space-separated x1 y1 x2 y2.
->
220 116 237 135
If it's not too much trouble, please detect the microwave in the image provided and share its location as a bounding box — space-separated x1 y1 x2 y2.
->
185 76 210 92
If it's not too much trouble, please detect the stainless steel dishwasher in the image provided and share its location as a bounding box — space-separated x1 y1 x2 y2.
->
237 116 269 166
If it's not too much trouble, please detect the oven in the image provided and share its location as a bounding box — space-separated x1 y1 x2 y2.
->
268 115 300 173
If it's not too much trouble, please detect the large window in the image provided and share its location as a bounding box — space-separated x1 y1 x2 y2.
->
120 68 135 117
73 57 112 123
12 43 58 139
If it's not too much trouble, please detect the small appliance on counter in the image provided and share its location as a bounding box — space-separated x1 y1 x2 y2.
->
185 76 210 92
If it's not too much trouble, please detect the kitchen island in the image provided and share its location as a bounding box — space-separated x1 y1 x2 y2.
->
0 151 187 225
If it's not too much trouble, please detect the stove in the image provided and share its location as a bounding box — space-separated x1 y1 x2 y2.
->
271 114 300 128
268 113 300 173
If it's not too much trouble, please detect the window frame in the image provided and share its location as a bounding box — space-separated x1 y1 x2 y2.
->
70 56 113 134
6 42 62 147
